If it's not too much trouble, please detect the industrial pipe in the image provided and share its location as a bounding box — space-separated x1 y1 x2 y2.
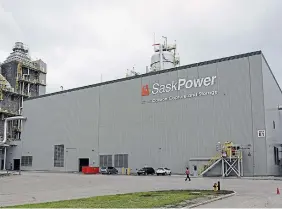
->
160 43 163 71
0 116 27 145
1 116 27 171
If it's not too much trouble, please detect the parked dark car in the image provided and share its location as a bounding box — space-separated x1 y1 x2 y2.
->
100 166 118 174
137 167 155 175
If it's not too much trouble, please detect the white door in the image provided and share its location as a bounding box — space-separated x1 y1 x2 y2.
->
65 148 78 172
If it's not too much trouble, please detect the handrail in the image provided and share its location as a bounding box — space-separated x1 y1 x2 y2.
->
198 153 221 175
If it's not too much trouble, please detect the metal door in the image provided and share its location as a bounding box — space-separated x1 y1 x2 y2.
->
65 148 78 172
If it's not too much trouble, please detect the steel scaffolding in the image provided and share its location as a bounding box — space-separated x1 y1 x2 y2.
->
199 142 251 177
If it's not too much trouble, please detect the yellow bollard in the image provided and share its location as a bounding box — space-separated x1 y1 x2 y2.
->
122 167 125 175
127 168 131 175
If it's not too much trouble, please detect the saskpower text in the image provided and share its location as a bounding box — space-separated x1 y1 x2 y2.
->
151 76 217 95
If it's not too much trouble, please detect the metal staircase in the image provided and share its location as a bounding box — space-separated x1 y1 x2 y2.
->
197 142 250 177
198 153 221 176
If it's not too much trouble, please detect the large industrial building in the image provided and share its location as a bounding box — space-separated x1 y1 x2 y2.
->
1 39 282 177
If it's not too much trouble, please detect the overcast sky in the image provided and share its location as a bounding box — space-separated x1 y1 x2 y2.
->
0 0 282 93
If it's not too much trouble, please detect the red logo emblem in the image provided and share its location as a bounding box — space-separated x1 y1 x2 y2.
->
142 85 149 96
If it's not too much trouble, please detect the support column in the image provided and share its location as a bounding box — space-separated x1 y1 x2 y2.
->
225 160 227 177
238 156 240 177
221 158 224 177
3 146 6 170
241 156 243 176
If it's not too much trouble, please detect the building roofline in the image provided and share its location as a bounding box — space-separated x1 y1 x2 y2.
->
261 53 282 94
25 50 262 101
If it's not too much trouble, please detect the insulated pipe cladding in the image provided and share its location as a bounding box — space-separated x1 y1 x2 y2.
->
0 116 27 146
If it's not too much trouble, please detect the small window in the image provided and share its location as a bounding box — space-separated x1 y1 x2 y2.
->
21 156 33 166
54 144 64 167
99 155 112 167
114 154 128 168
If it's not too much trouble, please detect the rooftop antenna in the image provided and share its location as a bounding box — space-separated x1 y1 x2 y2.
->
162 36 167 49
153 32 156 52
173 39 177 65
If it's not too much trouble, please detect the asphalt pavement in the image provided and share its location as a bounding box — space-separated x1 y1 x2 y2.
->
0 172 282 207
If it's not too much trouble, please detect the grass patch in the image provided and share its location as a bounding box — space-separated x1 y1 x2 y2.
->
7 190 222 208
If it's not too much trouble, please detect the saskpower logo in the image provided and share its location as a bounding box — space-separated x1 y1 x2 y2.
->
141 76 217 96
141 84 150 96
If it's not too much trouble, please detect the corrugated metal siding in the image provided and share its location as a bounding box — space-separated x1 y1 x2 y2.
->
262 55 282 176
25 51 262 101
248 55 266 175
9 53 268 175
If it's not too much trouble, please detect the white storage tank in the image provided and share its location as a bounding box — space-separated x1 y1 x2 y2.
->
150 51 175 71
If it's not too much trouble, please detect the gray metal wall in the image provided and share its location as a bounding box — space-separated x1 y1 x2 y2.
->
261 56 282 175
37 60 47 95
38 72 46 95
8 53 276 176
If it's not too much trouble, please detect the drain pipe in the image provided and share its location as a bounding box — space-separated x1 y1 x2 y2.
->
1 116 27 171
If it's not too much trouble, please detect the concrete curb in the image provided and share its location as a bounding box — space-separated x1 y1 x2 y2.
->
185 191 236 208
170 175 282 181
243 177 282 181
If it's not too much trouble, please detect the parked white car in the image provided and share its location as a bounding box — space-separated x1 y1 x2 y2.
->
156 167 171 176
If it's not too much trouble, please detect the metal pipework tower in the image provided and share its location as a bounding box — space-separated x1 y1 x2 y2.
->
0 42 47 142
150 36 180 72
124 36 180 77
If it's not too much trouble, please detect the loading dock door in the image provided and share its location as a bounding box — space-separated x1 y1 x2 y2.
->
65 148 78 172
79 158 89 172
